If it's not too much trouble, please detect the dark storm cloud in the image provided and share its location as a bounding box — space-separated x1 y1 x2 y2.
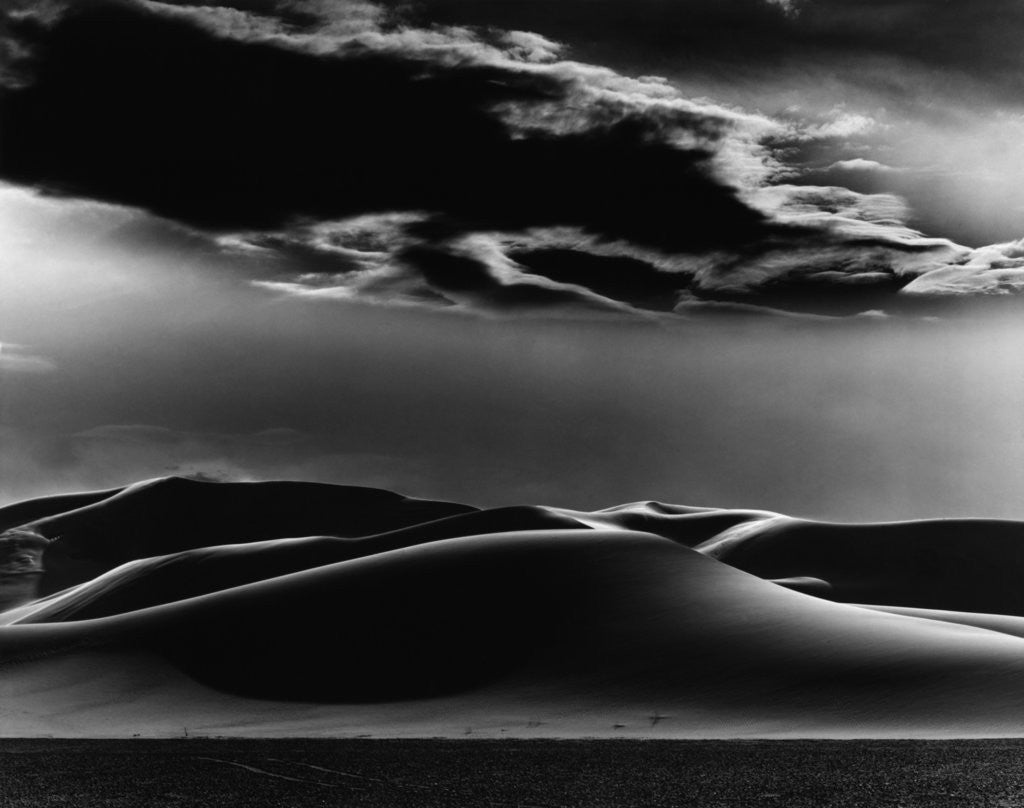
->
1 0 1018 318
411 0 1024 105
406 1 1024 250
0 0 778 251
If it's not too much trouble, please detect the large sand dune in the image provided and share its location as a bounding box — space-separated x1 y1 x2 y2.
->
5 477 1024 738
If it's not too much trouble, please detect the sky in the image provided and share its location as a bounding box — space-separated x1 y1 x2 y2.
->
4 0 1024 520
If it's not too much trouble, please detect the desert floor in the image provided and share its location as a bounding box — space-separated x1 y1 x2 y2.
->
4 738 1024 807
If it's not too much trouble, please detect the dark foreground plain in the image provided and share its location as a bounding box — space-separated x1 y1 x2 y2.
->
3 739 1024 807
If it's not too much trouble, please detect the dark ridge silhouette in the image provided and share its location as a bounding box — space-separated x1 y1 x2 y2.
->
0 477 473 597
27 475 473 549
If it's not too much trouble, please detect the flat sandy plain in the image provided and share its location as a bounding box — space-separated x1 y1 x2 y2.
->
4 739 1024 807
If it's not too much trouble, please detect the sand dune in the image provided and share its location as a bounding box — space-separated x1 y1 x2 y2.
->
854 604 1024 641
4 501 778 623
5 478 1024 737
698 515 1024 615
14 477 475 595
0 486 126 534
2 508 597 624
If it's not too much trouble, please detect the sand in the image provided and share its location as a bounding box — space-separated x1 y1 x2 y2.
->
5 477 1024 738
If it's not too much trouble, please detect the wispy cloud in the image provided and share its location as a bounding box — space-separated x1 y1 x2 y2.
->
825 158 898 173
0 343 55 374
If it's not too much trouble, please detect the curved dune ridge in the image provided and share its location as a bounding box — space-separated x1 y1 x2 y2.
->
6 478 1024 737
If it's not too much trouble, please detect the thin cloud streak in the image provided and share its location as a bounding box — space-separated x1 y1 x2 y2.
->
0 344 55 374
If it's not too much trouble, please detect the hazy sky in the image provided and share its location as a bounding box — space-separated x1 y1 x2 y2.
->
4 1 1024 520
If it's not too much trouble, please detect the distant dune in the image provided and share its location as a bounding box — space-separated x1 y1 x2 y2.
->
5 477 1024 738
697 515 1024 614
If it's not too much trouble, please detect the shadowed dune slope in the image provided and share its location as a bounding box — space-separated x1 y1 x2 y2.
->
7 529 1024 736
9 477 475 594
698 516 1024 615
2 508 595 623
1 481 780 604
4 502 787 623
0 486 126 534
6 479 1024 620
